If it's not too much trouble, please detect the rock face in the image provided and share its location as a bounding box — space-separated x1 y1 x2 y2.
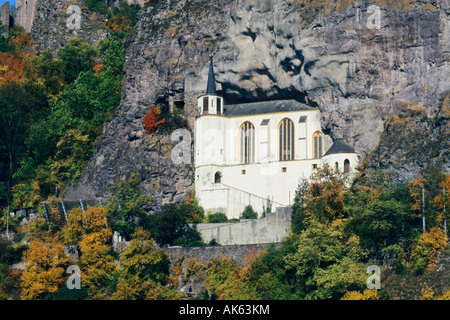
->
62 0 449 203
30 0 110 54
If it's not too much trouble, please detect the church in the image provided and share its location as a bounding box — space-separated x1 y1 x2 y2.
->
194 58 359 219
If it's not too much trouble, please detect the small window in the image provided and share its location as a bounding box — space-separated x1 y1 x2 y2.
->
203 97 209 114
344 159 350 173
335 162 339 172
241 170 246 175
217 98 221 114
174 100 185 111
313 131 323 158
214 172 222 183
260 119 270 126
282 167 287 172
299 116 307 123
312 164 318 169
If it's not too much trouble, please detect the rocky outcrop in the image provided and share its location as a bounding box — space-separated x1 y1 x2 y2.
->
62 0 449 202
366 91 450 181
30 0 110 54
64 0 233 203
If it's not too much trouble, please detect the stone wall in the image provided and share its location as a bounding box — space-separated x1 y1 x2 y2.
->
0 2 10 38
196 206 292 246
165 242 278 270
15 0 37 33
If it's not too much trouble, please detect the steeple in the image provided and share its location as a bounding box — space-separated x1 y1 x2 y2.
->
206 56 217 95
198 56 223 116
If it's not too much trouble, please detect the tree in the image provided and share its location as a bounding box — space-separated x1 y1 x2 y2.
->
57 37 96 84
111 227 176 300
20 235 69 300
106 173 154 240
60 207 87 245
410 227 447 274
284 220 367 299
78 207 115 298
24 50 64 97
0 83 33 207
50 129 92 186
207 212 228 223
304 166 346 224
291 177 309 234
118 227 169 283
142 104 165 134
344 191 410 257
240 205 257 219
145 203 193 247
205 256 259 300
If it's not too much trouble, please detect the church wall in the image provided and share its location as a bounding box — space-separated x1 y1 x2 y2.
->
196 206 292 245
195 108 330 218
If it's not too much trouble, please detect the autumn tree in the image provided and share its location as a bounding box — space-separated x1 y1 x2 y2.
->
20 235 70 299
410 227 447 274
433 174 450 231
111 227 181 300
60 207 87 245
106 173 154 240
205 255 259 300
142 104 165 134
78 206 115 298
284 220 367 299
303 165 347 225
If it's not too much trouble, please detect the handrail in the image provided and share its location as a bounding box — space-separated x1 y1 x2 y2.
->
218 183 287 207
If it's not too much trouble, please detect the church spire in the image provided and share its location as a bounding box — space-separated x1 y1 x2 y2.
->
206 56 217 95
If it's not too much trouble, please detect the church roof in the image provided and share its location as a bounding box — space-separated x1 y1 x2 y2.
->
222 99 317 117
206 57 217 95
324 139 356 155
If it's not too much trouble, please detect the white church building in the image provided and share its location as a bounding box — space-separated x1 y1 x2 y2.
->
194 58 358 219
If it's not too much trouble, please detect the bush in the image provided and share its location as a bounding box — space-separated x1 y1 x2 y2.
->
207 212 228 223
240 205 257 219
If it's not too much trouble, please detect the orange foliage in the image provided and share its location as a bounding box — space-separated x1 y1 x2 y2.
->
407 177 427 213
20 236 69 300
0 52 25 86
142 104 165 134
93 59 105 76
341 289 379 300
8 32 34 52
411 227 447 272
107 14 133 32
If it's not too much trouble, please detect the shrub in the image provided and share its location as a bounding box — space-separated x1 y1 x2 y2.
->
207 212 228 223
240 205 257 219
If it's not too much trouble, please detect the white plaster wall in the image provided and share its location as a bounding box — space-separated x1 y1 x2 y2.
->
194 107 358 218
196 207 292 245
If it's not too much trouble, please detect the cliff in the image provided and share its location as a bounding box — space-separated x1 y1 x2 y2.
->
46 0 449 202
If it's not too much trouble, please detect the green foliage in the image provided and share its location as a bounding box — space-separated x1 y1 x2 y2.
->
57 37 96 84
145 202 206 247
207 212 228 223
344 189 412 257
106 173 154 240
240 205 257 219
291 177 309 234
7 36 124 210
205 256 259 300
284 220 367 299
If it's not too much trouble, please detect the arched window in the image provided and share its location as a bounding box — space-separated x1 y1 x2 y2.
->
239 121 255 164
214 172 222 183
313 131 323 158
335 161 339 172
344 159 350 173
279 118 295 161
